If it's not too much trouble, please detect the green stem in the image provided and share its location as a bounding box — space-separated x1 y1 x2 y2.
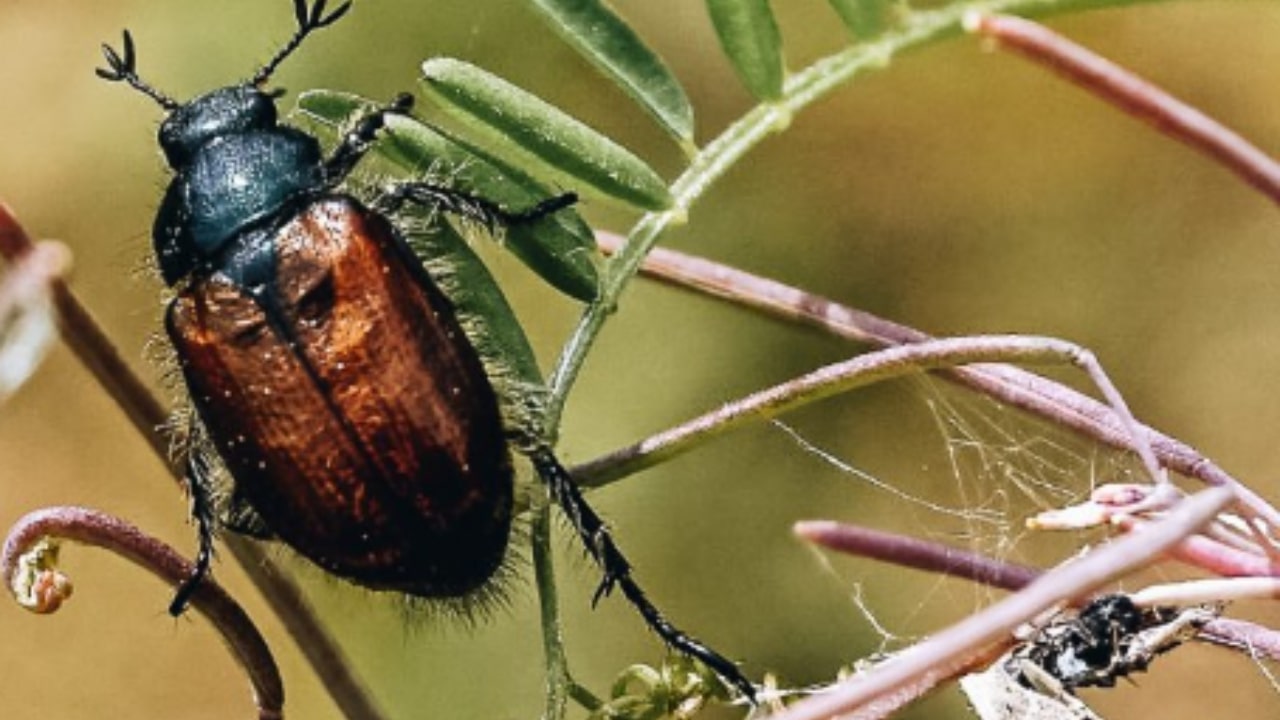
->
533 0 1174 706
532 506 568 720
543 0 1162 431
532 505 602 720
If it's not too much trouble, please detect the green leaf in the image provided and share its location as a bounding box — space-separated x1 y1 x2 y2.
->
526 0 695 147
401 218 550 440
419 58 673 211
294 89 368 131
296 90 601 302
827 0 887 39
705 0 784 101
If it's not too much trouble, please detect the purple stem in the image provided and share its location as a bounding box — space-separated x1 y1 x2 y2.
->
794 521 1040 590
795 517 1280 662
773 488 1233 720
2 506 283 719
593 232 1280 531
968 13 1280 206
0 202 387 720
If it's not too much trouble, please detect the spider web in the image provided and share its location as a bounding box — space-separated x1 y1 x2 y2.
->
776 372 1148 651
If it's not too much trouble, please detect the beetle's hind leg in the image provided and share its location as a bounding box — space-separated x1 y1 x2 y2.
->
528 447 757 703
168 452 218 616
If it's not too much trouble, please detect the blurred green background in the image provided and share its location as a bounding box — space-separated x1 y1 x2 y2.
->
1 0 1278 718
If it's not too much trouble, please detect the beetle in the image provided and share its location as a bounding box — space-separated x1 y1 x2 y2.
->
96 0 754 701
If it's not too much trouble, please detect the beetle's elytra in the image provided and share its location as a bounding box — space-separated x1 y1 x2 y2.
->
99 0 755 701
169 197 513 595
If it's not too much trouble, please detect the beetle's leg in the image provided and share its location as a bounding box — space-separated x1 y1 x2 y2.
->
222 491 275 539
169 452 218 616
321 92 416 184
528 447 757 702
378 182 578 231
321 93 578 226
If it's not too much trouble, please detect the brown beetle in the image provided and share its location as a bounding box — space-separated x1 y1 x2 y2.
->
98 0 755 700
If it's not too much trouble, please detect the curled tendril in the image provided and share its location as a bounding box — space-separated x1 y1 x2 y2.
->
1 506 284 720
6 536 72 613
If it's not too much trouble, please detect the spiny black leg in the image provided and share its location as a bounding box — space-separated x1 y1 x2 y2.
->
322 93 415 185
378 183 578 232
497 192 579 224
169 452 217 616
529 447 757 702
320 92 578 226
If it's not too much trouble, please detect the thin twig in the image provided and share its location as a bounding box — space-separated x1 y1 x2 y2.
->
0 203 387 720
591 233 1280 532
843 643 1011 720
624 237 1274 661
1 506 283 720
965 13 1280 206
1114 514 1279 578
795 519 1280 662
573 334 1164 497
1201 617 1280 660
772 487 1234 720
794 521 1041 590
1129 577 1280 605
223 542 388 720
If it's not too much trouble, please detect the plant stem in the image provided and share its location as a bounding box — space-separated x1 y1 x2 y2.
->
794 519 1280 661
969 13 1280 205
544 0 1161 430
572 335 1155 488
532 505 602 720
2 507 284 720
533 506 569 720
592 235 1280 533
794 521 1041 590
773 487 1234 720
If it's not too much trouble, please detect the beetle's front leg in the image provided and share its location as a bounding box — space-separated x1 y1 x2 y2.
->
323 94 578 229
321 92 415 184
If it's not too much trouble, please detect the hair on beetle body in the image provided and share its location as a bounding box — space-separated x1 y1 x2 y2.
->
98 0 757 701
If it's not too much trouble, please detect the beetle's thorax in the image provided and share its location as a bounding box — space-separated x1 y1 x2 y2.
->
153 85 326 287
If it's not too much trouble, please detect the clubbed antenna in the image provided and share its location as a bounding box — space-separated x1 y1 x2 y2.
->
96 30 180 111
251 0 352 87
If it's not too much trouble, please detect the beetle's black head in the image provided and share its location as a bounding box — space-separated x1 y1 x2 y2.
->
159 86 279 170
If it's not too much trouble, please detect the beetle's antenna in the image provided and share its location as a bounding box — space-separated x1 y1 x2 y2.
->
96 30 180 111
251 0 352 87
